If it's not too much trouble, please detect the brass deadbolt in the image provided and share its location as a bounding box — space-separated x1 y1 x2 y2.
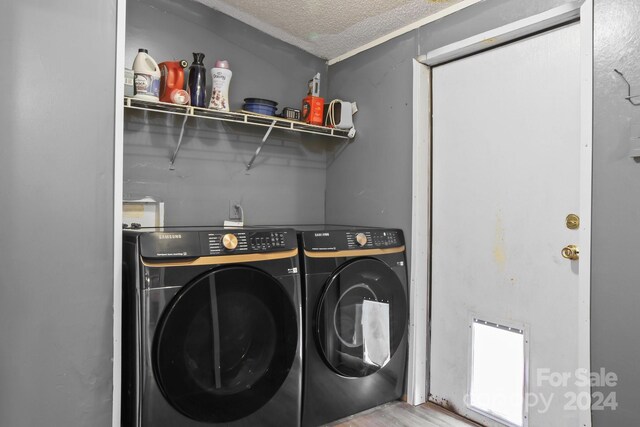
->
561 244 580 261
566 214 580 230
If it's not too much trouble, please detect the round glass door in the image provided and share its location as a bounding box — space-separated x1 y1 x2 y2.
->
315 258 408 378
152 266 298 423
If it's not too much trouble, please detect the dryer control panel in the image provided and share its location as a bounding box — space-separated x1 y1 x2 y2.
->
138 228 297 259
302 228 404 252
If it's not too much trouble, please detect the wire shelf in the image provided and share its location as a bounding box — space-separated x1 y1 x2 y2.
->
123 97 351 139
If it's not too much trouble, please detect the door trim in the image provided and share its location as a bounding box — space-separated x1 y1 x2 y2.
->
578 6 594 427
410 3 593 426
112 0 127 426
423 1 582 66
407 58 431 406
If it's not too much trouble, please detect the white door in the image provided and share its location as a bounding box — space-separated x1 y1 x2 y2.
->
430 23 584 427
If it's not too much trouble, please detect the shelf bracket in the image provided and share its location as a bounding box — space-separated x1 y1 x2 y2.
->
614 69 640 106
169 110 192 170
246 120 277 170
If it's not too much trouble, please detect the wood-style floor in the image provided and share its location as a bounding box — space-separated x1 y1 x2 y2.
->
326 401 480 427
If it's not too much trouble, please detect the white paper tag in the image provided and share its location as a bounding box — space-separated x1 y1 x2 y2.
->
362 300 391 367
223 220 243 228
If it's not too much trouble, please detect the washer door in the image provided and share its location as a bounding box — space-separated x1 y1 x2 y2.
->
315 257 408 378
152 266 298 423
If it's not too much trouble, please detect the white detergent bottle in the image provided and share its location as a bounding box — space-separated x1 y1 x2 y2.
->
132 48 161 101
209 60 232 111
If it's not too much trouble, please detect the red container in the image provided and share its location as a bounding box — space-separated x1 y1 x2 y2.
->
159 60 188 103
302 95 324 126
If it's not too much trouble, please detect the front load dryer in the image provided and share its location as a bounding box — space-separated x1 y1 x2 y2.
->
298 227 409 427
122 227 302 427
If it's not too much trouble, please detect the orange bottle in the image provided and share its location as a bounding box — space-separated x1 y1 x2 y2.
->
159 60 188 103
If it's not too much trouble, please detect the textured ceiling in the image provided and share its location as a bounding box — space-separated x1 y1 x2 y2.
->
194 0 466 60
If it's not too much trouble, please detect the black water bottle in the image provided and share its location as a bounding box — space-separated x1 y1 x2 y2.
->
188 52 206 107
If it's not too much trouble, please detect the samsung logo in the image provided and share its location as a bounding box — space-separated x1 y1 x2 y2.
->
314 233 330 237
158 234 182 240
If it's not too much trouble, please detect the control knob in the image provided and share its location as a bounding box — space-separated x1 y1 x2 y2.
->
355 233 368 247
222 233 238 251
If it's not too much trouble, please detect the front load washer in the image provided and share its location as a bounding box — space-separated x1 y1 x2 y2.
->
298 226 409 427
122 227 302 427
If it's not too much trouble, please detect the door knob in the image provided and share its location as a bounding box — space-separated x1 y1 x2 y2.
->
561 245 579 260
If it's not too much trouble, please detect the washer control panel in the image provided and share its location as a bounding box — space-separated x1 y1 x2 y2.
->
303 229 404 252
249 231 288 251
139 228 296 259
207 230 291 255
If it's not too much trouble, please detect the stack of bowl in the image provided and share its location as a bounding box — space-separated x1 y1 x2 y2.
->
243 98 278 116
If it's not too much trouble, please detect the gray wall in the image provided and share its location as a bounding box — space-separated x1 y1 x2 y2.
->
325 33 416 240
325 0 572 263
591 0 640 425
125 0 331 226
0 0 116 426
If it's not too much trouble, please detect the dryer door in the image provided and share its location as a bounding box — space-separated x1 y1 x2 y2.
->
315 257 408 378
152 265 298 423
